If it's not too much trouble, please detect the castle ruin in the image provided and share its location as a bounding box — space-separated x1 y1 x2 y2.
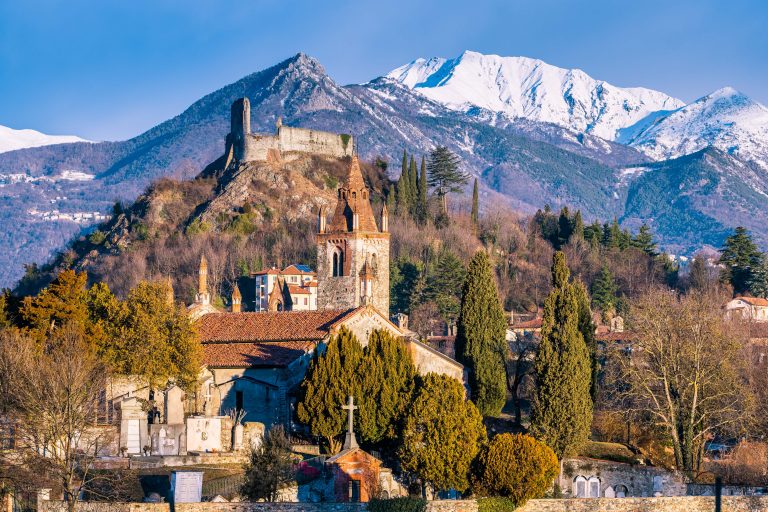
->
224 97 354 167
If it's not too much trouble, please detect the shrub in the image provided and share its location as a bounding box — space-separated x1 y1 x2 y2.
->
88 230 106 245
475 433 559 506
368 497 426 512
477 497 517 512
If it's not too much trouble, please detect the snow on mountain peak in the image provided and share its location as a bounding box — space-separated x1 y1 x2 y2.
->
0 124 90 154
627 86 768 166
383 51 685 141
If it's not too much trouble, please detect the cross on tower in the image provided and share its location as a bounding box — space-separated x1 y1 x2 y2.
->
341 395 358 450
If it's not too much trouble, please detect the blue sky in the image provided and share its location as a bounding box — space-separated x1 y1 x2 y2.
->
0 0 766 141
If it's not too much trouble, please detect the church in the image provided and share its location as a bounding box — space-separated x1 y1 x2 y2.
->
188 152 464 431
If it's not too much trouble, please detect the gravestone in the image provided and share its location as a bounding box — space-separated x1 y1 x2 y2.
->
165 385 185 425
170 471 203 503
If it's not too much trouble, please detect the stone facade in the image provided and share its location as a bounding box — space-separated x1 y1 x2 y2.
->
225 98 353 166
559 458 687 498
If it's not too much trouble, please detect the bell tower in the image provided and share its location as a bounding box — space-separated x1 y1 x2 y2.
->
317 156 390 316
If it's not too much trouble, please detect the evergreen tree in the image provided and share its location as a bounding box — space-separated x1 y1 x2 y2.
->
427 146 468 218
557 207 573 248
399 374 486 493
573 280 599 401
720 226 764 295
417 156 429 224
590 264 618 314
530 252 593 459
632 224 657 256
572 210 585 241
747 256 768 298
584 221 602 248
424 250 467 326
390 257 423 314
297 326 363 453
358 330 416 446
386 187 395 214
471 178 479 228
396 150 412 216
455 250 507 417
409 156 418 217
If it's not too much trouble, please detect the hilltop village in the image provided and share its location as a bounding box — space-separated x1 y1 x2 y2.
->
2 98 768 512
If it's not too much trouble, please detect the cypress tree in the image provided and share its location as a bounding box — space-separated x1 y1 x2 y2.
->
572 210 585 240
358 330 416 446
409 156 418 217
573 280 599 401
455 250 507 417
418 156 428 224
530 252 593 458
297 326 363 453
396 151 412 216
471 178 479 228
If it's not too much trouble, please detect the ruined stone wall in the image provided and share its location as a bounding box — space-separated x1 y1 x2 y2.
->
278 127 353 159
242 134 280 162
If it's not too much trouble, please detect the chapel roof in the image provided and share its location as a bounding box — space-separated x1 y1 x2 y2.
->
203 340 315 368
197 309 356 343
327 156 379 233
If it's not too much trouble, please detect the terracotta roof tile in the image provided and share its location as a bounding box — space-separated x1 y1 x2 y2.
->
288 285 311 295
203 340 315 368
197 309 355 343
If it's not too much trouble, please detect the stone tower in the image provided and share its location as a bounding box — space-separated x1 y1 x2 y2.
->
227 97 251 161
196 255 210 306
317 156 390 316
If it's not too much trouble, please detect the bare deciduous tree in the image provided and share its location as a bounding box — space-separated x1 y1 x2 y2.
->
0 326 112 512
611 288 753 476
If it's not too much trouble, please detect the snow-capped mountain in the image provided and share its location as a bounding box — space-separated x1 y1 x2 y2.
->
0 124 89 154
624 87 768 168
385 50 685 141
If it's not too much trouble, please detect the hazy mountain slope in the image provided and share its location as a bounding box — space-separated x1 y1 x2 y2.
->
0 124 89 154
624 87 768 169
386 50 685 140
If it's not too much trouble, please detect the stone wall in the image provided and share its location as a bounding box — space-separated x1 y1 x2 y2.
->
559 458 687 498
277 126 353 159
517 496 768 512
39 498 768 512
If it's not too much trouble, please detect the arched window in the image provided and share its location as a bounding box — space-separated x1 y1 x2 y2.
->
352 191 357 199
588 477 601 498
615 484 628 498
332 252 339 277
362 190 367 199
370 253 378 275
574 476 587 498
332 247 344 277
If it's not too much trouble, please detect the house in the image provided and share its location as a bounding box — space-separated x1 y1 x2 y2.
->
251 265 318 312
725 296 768 322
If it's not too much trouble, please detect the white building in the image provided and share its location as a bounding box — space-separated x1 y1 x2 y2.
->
252 264 318 311
725 296 768 322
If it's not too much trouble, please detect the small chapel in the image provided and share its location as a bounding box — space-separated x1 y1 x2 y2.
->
187 155 464 431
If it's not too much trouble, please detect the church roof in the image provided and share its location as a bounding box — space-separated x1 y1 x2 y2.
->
327 156 379 233
203 340 315 368
197 309 357 343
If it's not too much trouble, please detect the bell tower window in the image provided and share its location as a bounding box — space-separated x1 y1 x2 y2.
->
332 247 344 277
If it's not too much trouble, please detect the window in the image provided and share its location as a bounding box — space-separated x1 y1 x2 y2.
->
332 248 344 277
588 477 601 498
349 480 361 502
236 391 244 412
304 298 308 306
574 476 587 498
